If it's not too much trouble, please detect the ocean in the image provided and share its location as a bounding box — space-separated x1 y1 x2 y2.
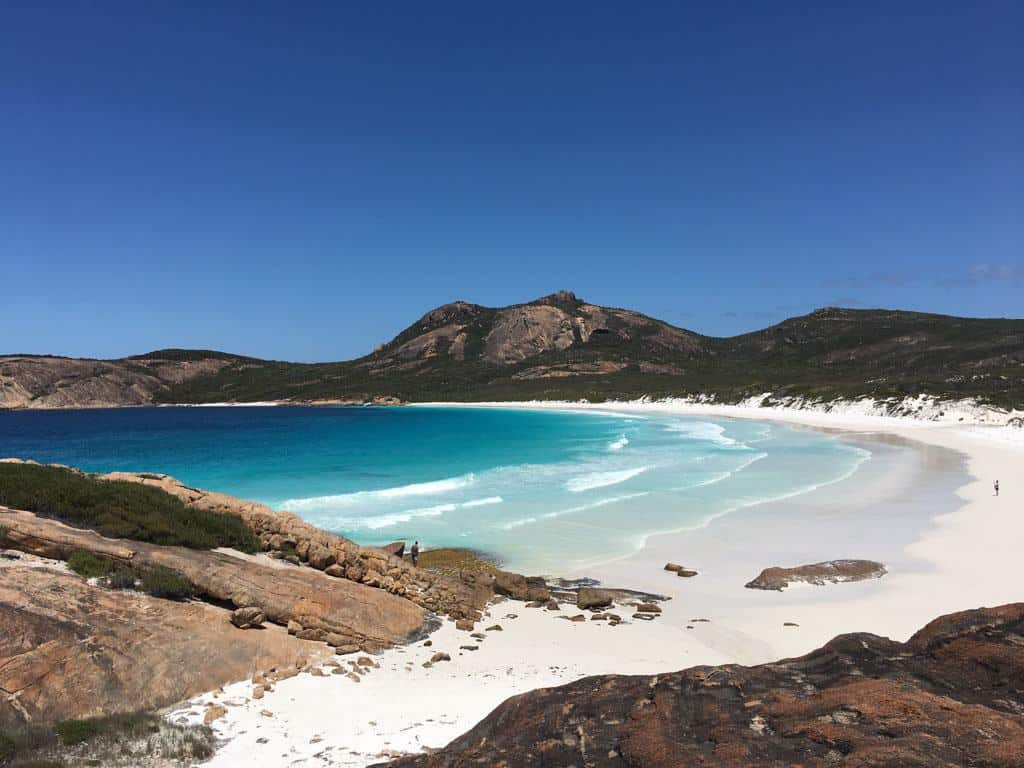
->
0 405 869 573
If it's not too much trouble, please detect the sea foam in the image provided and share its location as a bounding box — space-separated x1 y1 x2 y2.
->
566 466 649 493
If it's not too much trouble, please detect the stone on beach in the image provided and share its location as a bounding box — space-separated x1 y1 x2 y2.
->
577 587 614 610
745 559 887 591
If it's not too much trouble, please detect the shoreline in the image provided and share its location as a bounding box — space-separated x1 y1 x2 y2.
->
176 400 1024 767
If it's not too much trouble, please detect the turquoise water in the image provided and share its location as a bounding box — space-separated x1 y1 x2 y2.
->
0 405 868 572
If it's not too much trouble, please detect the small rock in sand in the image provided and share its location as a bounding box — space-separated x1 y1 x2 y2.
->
784 622 800 627
358 655 378 668
346 672 361 682
569 614 586 622
203 705 227 725
252 686 265 700
504 613 518 619
460 645 479 651
470 632 486 640
634 613 657 621
260 709 273 718
486 624 503 632
635 602 662 614
423 640 433 647
430 652 452 663
455 618 475 631
544 599 560 611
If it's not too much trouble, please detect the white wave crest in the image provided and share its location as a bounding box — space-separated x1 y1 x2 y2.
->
342 503 456 530
281 473 476 511
462 496 503 508
663 420 743 447
500 516 537 530
566 466 648 493
543 491 651 520
607 435 629 451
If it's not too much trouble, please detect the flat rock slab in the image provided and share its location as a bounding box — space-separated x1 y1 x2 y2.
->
1 508 427 650
745 559 887 591
0 565 325 726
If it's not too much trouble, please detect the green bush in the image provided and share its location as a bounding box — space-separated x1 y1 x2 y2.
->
138 566 193 600
66 550 114 579
0 464 259 553
54 719 98 746
105 567 137 590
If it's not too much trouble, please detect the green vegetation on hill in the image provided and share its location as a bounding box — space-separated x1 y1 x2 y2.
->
0 464 259 553
148 305 1023 408
4 299 1023 409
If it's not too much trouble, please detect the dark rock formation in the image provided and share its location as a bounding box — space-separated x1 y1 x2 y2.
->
379 603 1024 768
746 559 887 590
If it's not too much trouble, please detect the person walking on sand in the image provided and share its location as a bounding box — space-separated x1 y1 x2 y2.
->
994 480 999 497
411 540 420 567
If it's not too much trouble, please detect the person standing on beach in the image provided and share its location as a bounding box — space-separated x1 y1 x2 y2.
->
411 540 420 567
994 480 999 497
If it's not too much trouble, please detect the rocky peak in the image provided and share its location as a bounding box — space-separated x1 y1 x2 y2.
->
413 301 483 330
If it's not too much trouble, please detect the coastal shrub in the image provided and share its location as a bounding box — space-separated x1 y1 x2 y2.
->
0 524 9 543
0 463 259 553
66 550 114 579
138 566 193 600
54 720 98 746
105 567 137 590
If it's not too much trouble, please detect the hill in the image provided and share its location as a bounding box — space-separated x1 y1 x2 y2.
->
2 293 1022 409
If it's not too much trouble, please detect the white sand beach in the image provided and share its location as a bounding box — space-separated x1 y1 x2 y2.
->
174 400 1024 768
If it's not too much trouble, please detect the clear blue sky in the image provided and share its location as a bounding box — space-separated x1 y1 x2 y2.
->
3 2 1021 361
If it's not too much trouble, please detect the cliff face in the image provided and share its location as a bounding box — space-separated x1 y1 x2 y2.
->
379 603 1024 768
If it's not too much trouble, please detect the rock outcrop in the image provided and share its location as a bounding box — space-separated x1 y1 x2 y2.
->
1 508 427 651
96 470 492 622
379 603 1024 768
745 559 887 590
0 559 329 727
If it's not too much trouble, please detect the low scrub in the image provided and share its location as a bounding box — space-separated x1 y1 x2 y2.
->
0 463 259 553
105 567 138 590
66 550 114 579
138 566 193 600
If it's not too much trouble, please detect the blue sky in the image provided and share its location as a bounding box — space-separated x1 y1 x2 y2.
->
2 2 1021 361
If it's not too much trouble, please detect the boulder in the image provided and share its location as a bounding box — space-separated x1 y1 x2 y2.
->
577 587 614 610
492 571 551 602
230 606 266 629
380 541 406 558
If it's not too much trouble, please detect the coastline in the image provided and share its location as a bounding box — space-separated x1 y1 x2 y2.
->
175 399 1024 767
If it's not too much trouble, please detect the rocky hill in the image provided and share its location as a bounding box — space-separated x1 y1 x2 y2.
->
3 293 1022 409
379 602 1024 768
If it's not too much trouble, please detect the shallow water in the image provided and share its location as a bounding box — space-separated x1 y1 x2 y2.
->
0 405 869 572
